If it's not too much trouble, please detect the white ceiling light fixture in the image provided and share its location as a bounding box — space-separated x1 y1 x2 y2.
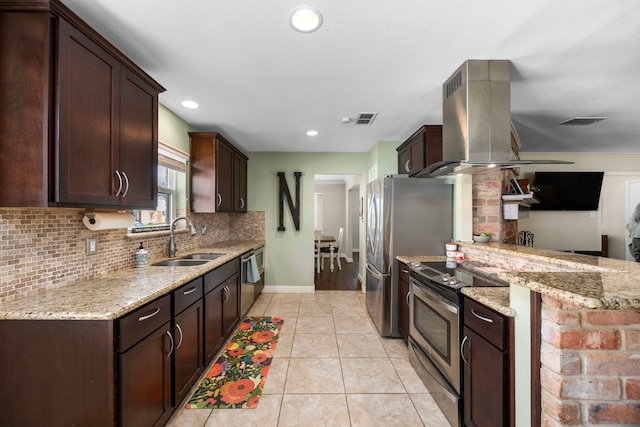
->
306 130 319 136
181 100 200 109
289 6 323 33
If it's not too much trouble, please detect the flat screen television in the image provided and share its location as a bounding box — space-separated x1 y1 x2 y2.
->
531 172 604 211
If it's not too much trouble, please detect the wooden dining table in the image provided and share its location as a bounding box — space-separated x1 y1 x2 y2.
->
318 235 337 272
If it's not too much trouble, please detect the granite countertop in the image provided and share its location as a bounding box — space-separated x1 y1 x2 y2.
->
0 240 264 321
461 287 515 317
398 242 640 312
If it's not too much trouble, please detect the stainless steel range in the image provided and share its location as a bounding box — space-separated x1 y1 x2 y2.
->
407 261 508 427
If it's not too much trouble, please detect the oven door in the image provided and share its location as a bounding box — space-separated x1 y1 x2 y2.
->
409 277 461 393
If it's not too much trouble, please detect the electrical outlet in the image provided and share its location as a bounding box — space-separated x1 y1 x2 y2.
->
86 238 98 255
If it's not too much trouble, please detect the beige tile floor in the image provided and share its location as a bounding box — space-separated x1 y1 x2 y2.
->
166 291 450 427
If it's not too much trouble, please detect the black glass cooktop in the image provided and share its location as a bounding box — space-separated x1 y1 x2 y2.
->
409 261 509 290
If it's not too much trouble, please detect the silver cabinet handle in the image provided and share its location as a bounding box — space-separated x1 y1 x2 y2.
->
401 269 410 273
217 193 222 207
175 324 183 349
166 330 174 358
223 286 230 303
183 287 197 295
471 308 494 323
114 170 123 197
404 159 411 172
461 335 468 364
240 198 245 209
121 171 129 197
138 307 160 321
405 291 410 307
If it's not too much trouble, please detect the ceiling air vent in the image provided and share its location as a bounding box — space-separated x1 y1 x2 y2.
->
558 116 607 125
354 112 377 125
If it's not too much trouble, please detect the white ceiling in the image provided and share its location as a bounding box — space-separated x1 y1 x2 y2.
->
60 0 640 154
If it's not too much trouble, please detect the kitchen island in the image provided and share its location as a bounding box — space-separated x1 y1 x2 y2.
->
454 242 640 426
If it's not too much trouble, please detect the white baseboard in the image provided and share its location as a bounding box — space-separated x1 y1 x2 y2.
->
263 285 315 293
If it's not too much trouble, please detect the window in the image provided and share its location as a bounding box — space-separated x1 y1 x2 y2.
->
130 143 188 233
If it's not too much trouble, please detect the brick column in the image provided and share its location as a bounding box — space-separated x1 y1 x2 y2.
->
472 168 518 243
540 295 640 425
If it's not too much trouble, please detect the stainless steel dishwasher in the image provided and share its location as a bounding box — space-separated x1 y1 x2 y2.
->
240 245 265 317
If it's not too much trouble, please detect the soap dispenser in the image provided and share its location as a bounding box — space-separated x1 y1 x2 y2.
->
135 242 148 268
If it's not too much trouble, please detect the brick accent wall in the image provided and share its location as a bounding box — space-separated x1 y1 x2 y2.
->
472 168 519 244
540 295 640 425
0 208 264 302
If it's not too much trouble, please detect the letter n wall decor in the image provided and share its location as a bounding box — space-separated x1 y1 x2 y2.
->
277 171 301 231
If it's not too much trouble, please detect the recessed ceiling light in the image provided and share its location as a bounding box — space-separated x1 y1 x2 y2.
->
289 7 323 33
306 130 319 136
181 100 200 109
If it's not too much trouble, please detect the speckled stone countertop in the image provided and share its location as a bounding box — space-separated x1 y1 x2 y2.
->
0 240 264 321
461 287 515 317
398 242 640 311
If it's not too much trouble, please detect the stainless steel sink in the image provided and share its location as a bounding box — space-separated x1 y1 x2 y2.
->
180 253 226 260
151 259 211 267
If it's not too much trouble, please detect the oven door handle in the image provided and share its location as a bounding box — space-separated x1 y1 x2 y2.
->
412 281 458 315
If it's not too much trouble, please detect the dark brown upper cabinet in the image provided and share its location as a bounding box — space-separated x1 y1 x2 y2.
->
396 125 443 176
0 0 164 209
189 132 248 213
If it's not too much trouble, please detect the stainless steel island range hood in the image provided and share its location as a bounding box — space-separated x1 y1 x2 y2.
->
418 59 571 177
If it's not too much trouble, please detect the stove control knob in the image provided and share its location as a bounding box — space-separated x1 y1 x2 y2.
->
449 277 458 285
442 273 450 282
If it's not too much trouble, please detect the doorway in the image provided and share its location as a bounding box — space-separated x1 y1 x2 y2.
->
314 174 364 290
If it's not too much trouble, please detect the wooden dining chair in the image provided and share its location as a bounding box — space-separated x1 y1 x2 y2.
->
314 233 322 273
320 227 344 270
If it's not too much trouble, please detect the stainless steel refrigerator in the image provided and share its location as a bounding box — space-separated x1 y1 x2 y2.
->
365 175 453 337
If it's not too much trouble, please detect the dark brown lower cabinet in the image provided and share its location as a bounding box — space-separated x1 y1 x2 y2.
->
203 259 241 365
120 321 173 427
174 300 204 405
462 297 513 427
462 326 506 427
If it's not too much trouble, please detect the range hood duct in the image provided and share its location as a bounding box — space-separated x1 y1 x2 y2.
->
419 59 571 177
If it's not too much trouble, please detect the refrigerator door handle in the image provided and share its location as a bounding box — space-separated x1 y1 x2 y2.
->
367 193 378 256
366 263 384 280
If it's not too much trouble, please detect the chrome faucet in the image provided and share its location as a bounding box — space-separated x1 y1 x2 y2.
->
169 217 197 258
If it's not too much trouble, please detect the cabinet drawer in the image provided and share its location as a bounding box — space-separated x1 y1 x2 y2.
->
464 298 506 350
118 295 171 352
174 277 203 314
398 262 410 284
204 259 238 294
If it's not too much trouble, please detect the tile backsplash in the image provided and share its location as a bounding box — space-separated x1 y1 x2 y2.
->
0 208 264 302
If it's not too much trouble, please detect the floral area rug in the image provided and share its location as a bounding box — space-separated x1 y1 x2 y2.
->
185 316 284 409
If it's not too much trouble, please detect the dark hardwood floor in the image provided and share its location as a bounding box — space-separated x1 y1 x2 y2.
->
314 252 361 291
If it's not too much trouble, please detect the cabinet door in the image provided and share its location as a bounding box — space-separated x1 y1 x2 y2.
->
397 146 412 174
57 18 120 206
216 138 234 212
397 264 411 342
120 321 173 427
234 154 248 212
174 301 203 405
204 285 225 365
223 273 240 337
118 68 158 209
462 326 506 427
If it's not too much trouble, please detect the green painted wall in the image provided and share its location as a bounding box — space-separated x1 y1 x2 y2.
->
368 140 401 181
158 104 196 210
247 152 369 290
158 104 193 152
